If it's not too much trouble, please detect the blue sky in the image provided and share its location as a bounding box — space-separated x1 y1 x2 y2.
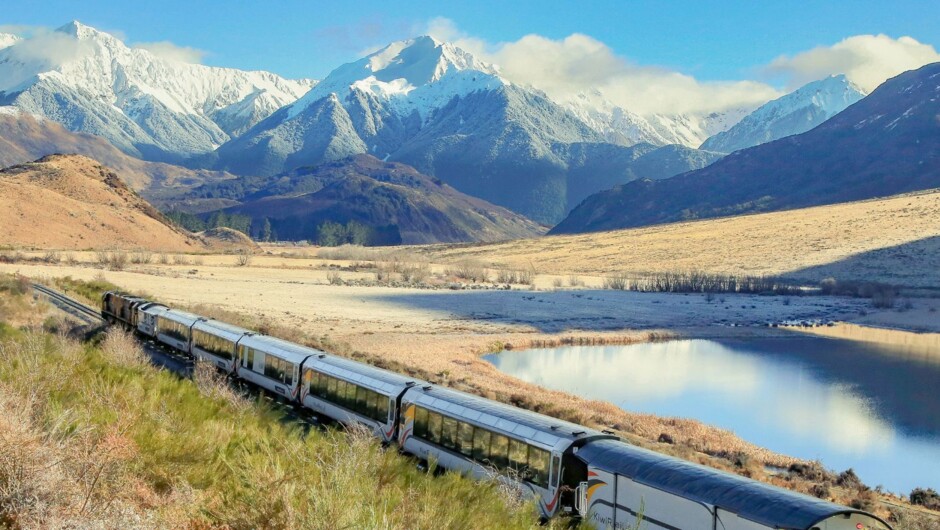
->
3 0 938 81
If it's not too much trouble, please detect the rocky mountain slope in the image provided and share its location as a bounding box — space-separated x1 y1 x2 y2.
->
552 62 940 234
192 154 546 244
701 75 866 153
0 154 214 251
0 109 235 197
0 22 314 163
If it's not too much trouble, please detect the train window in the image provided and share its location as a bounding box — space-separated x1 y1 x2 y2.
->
549 453 561 489
458 422 474 457
441 416 458 450
490 434 510 469
509 439 528 473
326 375 337 401
193 330 234 360
427 412 443 445
345 381 357 408
356 386 368 415
527 446 549 488
472 428 491 462
336 379 348 406
158 317 190 343
283 361 294 385
239 345 249 366
414 407 429 438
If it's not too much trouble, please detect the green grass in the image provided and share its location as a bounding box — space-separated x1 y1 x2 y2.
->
0 324 560 529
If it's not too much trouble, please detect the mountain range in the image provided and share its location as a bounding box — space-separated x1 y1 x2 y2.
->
0 22 314 163
552 62 940 234
2 21 935 242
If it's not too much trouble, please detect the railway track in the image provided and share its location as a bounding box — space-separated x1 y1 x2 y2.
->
32 283 105 325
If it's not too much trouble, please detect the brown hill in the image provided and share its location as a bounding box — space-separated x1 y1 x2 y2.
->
0 154 210 251
206 154 547 244
0 111 235 198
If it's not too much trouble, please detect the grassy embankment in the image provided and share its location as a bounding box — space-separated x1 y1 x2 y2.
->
0 276 558 529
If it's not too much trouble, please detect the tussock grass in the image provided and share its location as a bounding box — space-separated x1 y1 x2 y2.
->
0 327 556 529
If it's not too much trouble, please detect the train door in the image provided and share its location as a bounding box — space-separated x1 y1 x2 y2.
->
548 452 563 514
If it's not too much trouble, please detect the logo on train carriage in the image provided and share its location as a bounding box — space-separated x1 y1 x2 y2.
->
399 404 416 444
586 471 608 505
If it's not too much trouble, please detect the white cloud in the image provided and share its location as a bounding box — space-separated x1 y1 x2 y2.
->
2 30 94 66
764 34 940 92
424 19 780 116
134 41 206 64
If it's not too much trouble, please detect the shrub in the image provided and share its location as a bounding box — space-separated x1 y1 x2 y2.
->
447 261 488 283
604 273 629 290
910 487 940 510
567 275 584 287
234 250 252 267
326 271 344 285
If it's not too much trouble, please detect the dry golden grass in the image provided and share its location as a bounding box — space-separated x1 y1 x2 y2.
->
413 190 940 289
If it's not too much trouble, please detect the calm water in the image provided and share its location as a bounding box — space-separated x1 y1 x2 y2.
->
485 335 940 493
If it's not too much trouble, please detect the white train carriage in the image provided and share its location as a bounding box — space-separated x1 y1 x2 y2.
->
398 384 617 519
154 309 205 353
573 439 892 530
191 319 254 373
235 336 315 400
136 302 168 338
301 355 421 443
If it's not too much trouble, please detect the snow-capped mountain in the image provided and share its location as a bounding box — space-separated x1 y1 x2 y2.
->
0 33 21 50
561 90 755 148
700 75 866 153
0 21 315 162
213 35 724 223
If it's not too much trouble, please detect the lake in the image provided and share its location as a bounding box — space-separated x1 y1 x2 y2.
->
484 333 940 493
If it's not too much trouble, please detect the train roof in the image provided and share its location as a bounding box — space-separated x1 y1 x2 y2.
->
408 384 614 449
192 319 254 342
239 335 320 365
306 355 423 395
575 439 890 530
159 309 205 326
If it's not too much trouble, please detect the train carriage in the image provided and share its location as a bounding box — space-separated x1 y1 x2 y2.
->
301 355 420 443
573 439 892 530
235 335 314 400
398 384 617 520
191 319 254 373
136 303 168 338
154 309 204 354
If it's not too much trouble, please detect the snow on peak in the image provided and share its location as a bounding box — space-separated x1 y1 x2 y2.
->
0 33 21 50
0 21 315 151
699 74 867 153
288 36 504 119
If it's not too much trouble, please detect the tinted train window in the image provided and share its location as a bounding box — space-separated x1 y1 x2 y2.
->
427 412 443 445
441 416 458 450
368 391 380 420
458 422 474 457
509 438 528 473
472 428 491 462
490 434 510 469
528 446 549 489
414 407 429 438
193 330 234 360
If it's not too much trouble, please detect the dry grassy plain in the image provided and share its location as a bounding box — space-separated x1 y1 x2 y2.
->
411 189 940 289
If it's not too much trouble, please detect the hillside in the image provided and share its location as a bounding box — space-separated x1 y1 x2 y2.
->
0 154 210 251
0 110 236 197
553 62 940 234
197 154 546 244
416 189 940 289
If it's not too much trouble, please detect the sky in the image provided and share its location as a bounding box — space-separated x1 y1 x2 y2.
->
2 0 940 114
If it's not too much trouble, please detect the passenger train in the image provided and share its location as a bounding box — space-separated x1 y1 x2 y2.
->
101 291 892 530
